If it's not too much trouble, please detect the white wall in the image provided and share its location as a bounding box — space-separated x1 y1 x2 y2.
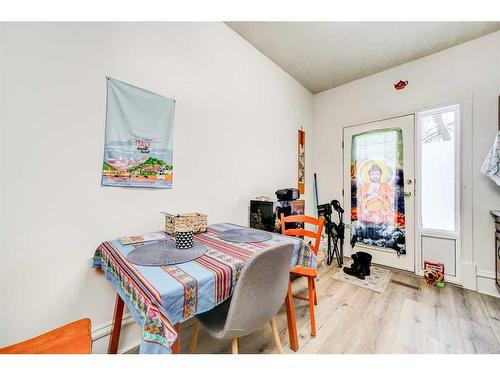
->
0 22 314 350
313 31 500 297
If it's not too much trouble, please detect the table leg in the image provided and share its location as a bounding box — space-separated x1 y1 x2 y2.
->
284 280 299 352
171 323 181 354
108 293 125 354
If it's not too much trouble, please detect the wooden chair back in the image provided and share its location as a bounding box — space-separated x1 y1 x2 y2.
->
280 214 324 255
0 318 92 354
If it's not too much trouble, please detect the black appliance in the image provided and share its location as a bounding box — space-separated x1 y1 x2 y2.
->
275 188 300 201
276 188 301 231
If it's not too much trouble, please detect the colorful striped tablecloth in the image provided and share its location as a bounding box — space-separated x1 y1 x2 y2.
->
92 223 316 354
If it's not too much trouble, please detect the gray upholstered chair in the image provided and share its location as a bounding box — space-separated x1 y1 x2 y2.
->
190 243 295 354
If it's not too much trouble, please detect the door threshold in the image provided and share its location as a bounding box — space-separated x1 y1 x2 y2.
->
373 262 463 288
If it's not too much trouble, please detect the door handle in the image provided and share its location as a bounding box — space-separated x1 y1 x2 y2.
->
404 191 412 197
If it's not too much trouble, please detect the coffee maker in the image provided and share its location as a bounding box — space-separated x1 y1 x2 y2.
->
275 188 301 231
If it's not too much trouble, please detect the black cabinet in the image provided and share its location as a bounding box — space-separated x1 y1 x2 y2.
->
496 233 500 289
491 210 500 289
250 200 275 232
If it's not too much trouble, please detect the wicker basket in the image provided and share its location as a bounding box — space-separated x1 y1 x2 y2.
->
164 213 208 235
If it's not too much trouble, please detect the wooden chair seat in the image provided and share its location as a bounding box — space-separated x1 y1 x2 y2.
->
290 265 318 278
0 318 92 354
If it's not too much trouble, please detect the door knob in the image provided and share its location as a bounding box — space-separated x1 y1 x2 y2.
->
404 191 412 197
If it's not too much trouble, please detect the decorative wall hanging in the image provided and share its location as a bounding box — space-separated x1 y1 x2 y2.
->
101 77 175 188
350 128 406 255
394 80 408 90
298 129 305 194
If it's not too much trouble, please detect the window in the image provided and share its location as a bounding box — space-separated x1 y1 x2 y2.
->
418 105 458 233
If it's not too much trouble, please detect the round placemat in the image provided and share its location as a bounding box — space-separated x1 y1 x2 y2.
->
126 240 207 266
218 228 273 243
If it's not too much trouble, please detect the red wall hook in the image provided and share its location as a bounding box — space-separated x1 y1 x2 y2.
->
394 80 408 90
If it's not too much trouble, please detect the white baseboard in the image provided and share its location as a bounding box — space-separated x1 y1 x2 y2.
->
121 340 141 354
91 312 136 341
91 313 142 354
476 269 500 298
476 269 496 279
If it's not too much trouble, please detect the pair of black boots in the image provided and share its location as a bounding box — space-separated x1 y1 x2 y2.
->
343 252 372 280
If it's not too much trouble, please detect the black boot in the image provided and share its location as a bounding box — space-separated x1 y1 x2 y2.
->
356 252 372 276
343 255 365 280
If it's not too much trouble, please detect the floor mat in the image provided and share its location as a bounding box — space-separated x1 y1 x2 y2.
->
332 261 391 293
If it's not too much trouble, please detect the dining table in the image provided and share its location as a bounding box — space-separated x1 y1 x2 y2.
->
92 222 317 354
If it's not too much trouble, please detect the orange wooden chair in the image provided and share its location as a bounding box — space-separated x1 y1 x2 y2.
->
0 318 92 354
280 214 324 337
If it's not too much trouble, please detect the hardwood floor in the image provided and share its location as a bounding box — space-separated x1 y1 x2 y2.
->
177 262 500 354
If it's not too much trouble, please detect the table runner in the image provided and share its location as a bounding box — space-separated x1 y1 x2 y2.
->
92 223 316 354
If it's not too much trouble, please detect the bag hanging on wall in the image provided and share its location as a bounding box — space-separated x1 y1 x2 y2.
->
480 96 500 186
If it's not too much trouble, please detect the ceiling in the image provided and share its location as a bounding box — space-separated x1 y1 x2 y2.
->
226 22 500 94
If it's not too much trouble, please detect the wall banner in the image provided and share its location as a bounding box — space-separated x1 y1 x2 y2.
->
298 129 305 194
101 77 175 188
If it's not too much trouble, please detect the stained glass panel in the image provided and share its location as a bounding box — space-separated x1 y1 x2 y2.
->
350 128 406 255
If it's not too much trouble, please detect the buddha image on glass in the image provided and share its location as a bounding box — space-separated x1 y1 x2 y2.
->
350 128 406 255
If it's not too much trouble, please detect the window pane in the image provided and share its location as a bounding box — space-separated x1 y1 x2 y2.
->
420 110 456 232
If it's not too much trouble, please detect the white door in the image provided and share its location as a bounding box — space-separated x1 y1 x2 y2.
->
343 115 415 272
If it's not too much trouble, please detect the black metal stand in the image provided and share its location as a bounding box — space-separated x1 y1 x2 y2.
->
325 221 344 266
317 199 345 267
